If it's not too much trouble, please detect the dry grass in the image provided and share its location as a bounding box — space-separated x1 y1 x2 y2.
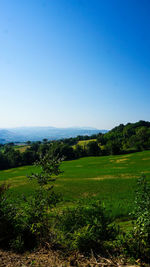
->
142 158 150 160
0 249 139 267
14 145 30 153
116 159 128 163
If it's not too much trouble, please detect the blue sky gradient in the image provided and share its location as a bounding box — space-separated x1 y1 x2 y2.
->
0 0 150 129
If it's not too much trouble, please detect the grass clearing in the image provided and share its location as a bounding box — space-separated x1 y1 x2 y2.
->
14 145 30 153
72 139 96 149
0 150 150 218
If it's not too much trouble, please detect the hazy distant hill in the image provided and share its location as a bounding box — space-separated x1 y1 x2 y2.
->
0 127 107 144
0 129 21 144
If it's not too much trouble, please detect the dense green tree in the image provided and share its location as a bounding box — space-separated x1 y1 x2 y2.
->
74 144 86 158
105 140 122 155
86 141 101 156
22 150 36 165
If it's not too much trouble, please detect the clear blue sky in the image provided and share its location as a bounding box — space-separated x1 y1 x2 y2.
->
0 0 150 129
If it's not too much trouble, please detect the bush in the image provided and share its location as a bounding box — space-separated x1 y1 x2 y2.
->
0 184 15 248
55 200 118 253
117 176 150 262
130 176 150 260
0 153 62 252
0 186 37 251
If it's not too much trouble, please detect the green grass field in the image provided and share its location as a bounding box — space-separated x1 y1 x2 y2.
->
0 150 150 219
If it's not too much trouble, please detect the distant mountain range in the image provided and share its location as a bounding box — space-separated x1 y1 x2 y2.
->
0 127 108 144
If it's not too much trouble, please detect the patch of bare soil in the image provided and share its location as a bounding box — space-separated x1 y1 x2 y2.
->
0 249 140 267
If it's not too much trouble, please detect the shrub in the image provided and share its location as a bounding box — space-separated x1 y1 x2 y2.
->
56 200 118 254
0 153 62 252
118 176 150 261
0 184 14 248
130 176 150 260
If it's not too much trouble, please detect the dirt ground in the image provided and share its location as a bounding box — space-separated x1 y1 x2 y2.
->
0 249 140 267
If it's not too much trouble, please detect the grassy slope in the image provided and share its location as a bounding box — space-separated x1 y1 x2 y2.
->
0 150 150 218
72 139 96 149
14 145 30 153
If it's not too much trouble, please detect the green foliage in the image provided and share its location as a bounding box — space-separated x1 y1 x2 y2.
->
100 120 150 154
0 153 62 252
1 150 150 219
115 176 150 261
86 141 101 156
23 152 62 247
56 200 118 253
105 140 122 155
28 152 62 186
0 184 15 247
1 120 150 171
129 176 150 260
74 144 86 158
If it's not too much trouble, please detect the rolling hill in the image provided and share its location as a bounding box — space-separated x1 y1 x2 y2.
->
0 127 107 143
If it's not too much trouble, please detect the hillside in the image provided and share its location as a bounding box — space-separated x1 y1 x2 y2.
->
1 150 150 218
0 127 107 143
0 148 150 264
